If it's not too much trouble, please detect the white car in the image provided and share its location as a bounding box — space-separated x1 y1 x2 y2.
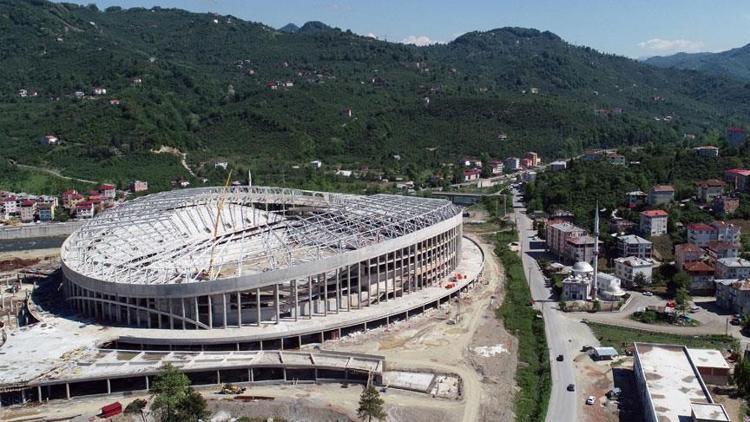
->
586 396 596 405
643 291 653 297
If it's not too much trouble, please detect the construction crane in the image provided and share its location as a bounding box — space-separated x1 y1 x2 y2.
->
205 170 233 280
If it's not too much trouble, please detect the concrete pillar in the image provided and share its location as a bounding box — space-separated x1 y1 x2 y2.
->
308 277 313 318
293 280 299 322
256 288 261 325
181 299 186 330
106 379 111 394
357 263 362 309
323 274 328 316
169 299 174 330
65 383 70 400
207 295 213 329
37 386 42 403
274 284 280 324
217 370 221 385
347 267 351 312
237 291 242 328
223 294 228 329
194 297 200 329
335 268 340 314
249 368 254 382
145 376 150 391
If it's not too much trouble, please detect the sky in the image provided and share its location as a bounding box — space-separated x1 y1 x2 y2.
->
62 0 750 58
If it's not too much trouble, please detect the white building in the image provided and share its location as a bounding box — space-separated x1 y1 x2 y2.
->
640 210 668 236
614 256 653 286
617 234 652 259
503 157 520 171
634 342 731 422
309 160 323 169
561 261 594 301
596 273 626 301
715 257 750 279
549 160 567 172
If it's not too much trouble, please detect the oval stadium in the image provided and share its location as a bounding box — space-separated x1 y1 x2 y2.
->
60 186 481 340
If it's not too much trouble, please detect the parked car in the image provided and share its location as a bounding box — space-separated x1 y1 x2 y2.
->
556 354 564 362
643 291 653 297
567 384 575 392
689 306 700 313
606 388 621 399
586 396 596 405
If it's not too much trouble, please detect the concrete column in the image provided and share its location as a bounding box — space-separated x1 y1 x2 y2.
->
249 368 254 382
357 263 362 309
274 284 280 324
126 300 131 326
181 298 186 330
308 277 313 318
145 376 150 390
323 274 328 316
65 383 70 400
217 370 221 385
106 379 111 394
335 268 340 314
293 280 299 322
347 267 352 311
223 294 228 329
207 295 213 329
37 385 42 403
169 299 174 330
194 297 200 328
237 291 242 328
376 257 381 304
256 288 261 325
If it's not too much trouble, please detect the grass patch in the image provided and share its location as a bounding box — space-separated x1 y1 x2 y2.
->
588 322 738 352
494 229 550 422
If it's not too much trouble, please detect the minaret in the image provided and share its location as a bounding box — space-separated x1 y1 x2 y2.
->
592 202 599 301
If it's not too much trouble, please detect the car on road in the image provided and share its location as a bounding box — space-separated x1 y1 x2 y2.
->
689 306 700 313
586 396 596 405
643 291 653 296
556 354 564 362
567 384 575 392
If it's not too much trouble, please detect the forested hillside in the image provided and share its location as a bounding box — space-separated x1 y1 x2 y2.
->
645 44 750 82
1 1 750 192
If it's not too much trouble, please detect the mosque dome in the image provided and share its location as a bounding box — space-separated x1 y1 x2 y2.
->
572 261 594 275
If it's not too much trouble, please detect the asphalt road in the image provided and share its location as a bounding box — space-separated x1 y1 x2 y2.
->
511 190 579 422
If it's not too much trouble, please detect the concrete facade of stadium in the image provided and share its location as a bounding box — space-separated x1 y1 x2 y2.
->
62 214 464 332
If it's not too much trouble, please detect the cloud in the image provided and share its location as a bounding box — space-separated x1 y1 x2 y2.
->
637 38 705 53
401 35 442 46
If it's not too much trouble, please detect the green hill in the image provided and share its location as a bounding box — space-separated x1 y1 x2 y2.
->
645 44 750 82
1 1 749 192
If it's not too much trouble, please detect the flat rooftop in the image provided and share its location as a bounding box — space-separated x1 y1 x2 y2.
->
635 343 717 422
687 348 730 369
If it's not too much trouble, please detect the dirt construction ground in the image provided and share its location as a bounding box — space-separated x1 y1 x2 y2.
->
0 229 518 422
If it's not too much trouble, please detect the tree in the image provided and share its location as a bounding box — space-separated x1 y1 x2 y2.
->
357 383 386 422
151 363 206 422
734 357 750 397
632 272 647 289
674 286 691 319
671 271 691 292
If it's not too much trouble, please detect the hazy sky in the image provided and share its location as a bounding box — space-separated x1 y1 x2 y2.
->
61 0 750 58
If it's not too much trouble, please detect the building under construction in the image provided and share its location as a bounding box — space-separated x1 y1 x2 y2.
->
61 186 468 334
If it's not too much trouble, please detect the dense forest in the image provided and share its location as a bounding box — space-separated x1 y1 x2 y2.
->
645 44 750 82
1 1 750 192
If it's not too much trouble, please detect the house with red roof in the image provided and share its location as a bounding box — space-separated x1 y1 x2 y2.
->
19 199 36 223
694 179 726 203
463 168 481 182
683 261 716 295
647 185 675 206
75 201 95 218
724 168 750 192
687 223 716 247
675 243 705 269
98 184 116 201
640 210 668 236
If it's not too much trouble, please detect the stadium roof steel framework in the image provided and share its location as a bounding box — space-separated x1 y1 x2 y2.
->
61 186 461 286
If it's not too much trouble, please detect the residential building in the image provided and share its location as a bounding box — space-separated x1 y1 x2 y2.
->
614 256 653 286
694 146 719 158
727 127 746 147
565 234 596 264
524 152 540 167
647 185 675 206
687 221 740 247
712 196 739 216
712 221 741 245
675 243 706 269
75 201 95 218
706 241 739 264
605 151 626 165
724 168 750 192
610 217 636 234
716 279 750 316
596 273 626 301
37 203 55 222
503 157 520 171
2 196 17 215
61 190 83 209
633 342 731 422
488 160 503 175
682 261 715 295
460 157 482 168
640 210 668 236
98 184 116 201
716 257 750 279
695 179 726 203
463 168 481 182
309 160 323 168
583 148 604 161
546 221 586 260
336 169 353 178
520 157 533 168
687 348 732 386
549 160 567 171
521 171 537 183
19 199 36 223
617 234 652 259
130 180 149 193
626 191 648 208
39 134 59 145
92 87 107 96
213 160 228 170
687 223 716 247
